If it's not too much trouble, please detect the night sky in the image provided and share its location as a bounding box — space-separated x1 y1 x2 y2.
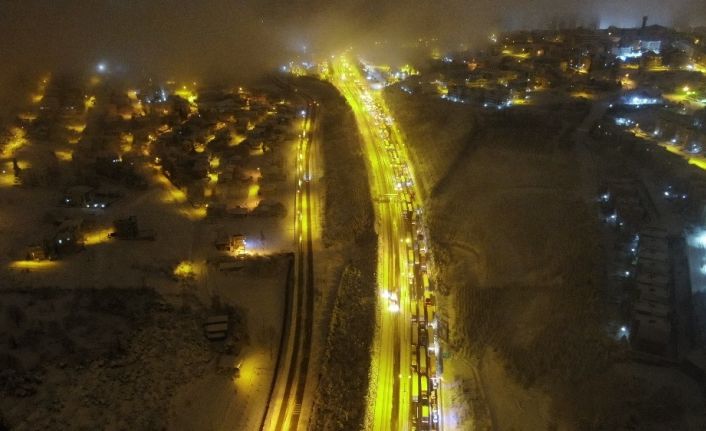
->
0 0 704 99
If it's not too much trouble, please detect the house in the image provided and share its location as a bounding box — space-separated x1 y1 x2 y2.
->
636 271 671 287
215 234 246 255
632 314 671 354
50 218 87 255
62 186 94 207
639 237 669 254
226 206 249 218
641 51 663 69
637 282 670 304
634 300 671 319
641 226 668 239
253 199 286 217
637 259 670 276
621 88 663 106
483 89 512 108
192 157 210 179
204 315 229 341
637 247 669 264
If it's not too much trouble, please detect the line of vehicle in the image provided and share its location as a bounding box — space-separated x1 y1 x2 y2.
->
331 56 443 430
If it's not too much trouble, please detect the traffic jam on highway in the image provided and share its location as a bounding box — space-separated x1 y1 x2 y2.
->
358 81 442 430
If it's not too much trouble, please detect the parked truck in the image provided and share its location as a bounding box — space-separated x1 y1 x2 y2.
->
425 302 435 325
422 272 430 290
419 350 427 375
411 299 419 322
421 404 431 426
419 326 428 347
421 375 429 401
417 301 426 324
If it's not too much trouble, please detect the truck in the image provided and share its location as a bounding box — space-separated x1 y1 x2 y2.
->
403 201 414 222
425 303 436 325
420 375 429 401
416 301 426 324
421 404 431 426
26 244 49 261
410 405 419 431
429 354 437 378
411 299 419 322
419 326 428 347
424 291 435 306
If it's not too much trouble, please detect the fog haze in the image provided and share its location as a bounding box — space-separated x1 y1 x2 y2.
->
0 0 704 104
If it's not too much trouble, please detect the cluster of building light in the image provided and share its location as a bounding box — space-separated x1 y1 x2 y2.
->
614 117 635 126
625 96 661 106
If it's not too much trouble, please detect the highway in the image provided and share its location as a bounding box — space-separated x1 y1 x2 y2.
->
261 99 317 431
330 55 442 431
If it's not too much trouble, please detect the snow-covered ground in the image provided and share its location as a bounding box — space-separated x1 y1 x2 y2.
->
0 89 301 429
384 88 706 430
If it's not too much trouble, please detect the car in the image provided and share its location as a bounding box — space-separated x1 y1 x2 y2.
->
388 291 399 312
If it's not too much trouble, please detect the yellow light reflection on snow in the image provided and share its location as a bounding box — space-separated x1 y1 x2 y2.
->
84 95 96 111
66 123 86 133
246 183 260 209
3 127 28 157
175 86 198 104
84 228 114 246
55 150 73 161
174 261 195 278
10 260 59 270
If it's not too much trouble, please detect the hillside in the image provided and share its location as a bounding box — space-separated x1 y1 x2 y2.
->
386 89 706 430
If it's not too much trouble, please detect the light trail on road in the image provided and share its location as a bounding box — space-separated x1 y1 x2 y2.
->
330 55 442 431
261 99 317 431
